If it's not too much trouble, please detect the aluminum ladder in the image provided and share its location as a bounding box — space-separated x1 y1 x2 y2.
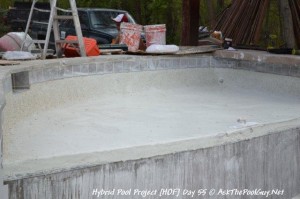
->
22 0 86 59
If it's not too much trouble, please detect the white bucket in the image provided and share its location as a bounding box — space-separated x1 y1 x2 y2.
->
120 23 143 52
144 24 166 47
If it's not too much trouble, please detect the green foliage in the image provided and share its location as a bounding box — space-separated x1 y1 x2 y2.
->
260 0 284 48
267 0 283 46
0 9 10 37
147 0 168 23
0 1 12 10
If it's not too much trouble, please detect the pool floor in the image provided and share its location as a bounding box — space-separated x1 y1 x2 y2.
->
5 83 300 164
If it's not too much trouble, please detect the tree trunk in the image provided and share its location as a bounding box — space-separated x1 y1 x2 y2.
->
135 0 142 24
181 0 200 46
278 0 296 48
166 0 174 44
206 0 216 28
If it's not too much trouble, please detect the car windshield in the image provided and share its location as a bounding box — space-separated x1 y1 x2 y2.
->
89 11 134 29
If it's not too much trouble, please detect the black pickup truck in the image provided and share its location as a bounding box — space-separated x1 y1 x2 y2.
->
59 8 137 44
7 5 137 49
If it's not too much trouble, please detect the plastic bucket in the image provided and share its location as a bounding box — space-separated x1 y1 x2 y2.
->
120 23 143 52
144 24 166 47
64 35 100 57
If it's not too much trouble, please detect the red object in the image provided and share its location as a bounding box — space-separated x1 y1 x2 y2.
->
112 14 128 23
121 14 128 23
64 36 100 57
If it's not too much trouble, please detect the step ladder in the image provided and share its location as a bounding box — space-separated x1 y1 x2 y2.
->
22 0 86 59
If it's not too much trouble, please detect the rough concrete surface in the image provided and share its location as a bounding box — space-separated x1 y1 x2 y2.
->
293 194 300 199
6 128 300 199
3 68 300 172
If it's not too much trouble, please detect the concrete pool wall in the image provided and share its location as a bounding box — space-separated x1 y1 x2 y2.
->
0 50 300 198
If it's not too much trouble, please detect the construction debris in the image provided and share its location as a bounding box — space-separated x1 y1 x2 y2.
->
214 0 270 47
214 0 300 50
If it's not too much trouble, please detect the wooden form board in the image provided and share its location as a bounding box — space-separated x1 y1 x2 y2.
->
126 45 221 55
0 60 20 66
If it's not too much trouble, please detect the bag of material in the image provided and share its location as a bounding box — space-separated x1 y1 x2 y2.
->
2 51 36 60
146 44 179 54
0 32 36 52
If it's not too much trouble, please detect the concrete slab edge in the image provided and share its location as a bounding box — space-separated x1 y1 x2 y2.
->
3 117 300 181
293 194 300 199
